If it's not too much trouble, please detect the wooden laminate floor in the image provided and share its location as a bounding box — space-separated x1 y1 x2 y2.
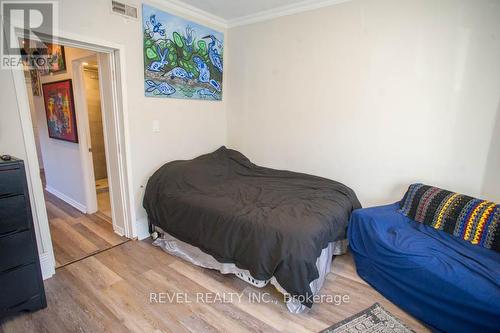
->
96 190 112 222
44 190 128 268
0 238 430 333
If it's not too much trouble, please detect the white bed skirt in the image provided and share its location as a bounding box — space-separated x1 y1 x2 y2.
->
152 227 347 313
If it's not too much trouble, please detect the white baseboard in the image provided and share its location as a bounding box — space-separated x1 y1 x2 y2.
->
45 186 87 213
39 252 55 280
113 224 125 237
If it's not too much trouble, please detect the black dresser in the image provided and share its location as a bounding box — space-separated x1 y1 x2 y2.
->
0 157 46 319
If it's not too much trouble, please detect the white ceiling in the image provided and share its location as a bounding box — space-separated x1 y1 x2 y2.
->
173 0 343 22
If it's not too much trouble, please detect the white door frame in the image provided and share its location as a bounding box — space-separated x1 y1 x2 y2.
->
11 29 137 279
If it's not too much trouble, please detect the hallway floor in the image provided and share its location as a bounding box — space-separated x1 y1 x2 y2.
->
44 190 128 268
97 190 113 221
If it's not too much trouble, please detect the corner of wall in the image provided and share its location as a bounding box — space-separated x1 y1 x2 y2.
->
481 102 500 202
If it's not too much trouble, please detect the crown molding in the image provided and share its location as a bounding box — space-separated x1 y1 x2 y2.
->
152 0 228 29
155 0 351 30
227 0 352 27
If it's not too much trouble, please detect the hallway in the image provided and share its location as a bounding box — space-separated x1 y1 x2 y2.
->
44 189 128 268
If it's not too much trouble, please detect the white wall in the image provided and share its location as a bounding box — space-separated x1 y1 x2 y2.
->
1 0 228 240
482 102 500 202
31 46 95 210
0 72 28 159
59 0 227 236
227 0 500 206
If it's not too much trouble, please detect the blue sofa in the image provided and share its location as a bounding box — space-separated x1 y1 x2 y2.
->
348 203 500 333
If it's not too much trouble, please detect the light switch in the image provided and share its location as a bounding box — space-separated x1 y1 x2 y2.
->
152 120 160 133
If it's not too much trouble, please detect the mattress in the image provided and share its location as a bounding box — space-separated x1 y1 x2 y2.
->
348 203 500 333
152 226 347 313
143 147 361 309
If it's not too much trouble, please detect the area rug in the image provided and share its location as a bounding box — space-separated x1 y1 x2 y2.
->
320 303 415 333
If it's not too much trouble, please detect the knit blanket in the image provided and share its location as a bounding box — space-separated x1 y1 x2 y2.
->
399 184 500 252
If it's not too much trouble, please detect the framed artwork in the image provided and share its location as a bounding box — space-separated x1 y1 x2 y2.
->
30 69 41 96
42 79 78 143
21 40 67 75
38 43 66 75
142 4 224 100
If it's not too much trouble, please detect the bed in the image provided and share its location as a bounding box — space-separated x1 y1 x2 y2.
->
143 147 361 312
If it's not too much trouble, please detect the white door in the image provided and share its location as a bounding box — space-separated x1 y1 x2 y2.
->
96 52 130 237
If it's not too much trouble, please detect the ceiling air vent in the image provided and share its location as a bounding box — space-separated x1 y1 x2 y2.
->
111 1 138 19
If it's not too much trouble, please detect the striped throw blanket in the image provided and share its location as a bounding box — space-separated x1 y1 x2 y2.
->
399 184 500 252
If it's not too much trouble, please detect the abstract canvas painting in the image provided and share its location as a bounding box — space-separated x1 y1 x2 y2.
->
42 79 78 143
142 4 224 100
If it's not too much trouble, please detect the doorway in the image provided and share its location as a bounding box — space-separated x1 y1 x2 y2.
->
21 43 129 269
12 30 135 278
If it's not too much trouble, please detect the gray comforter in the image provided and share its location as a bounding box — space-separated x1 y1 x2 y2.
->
143 147 361 307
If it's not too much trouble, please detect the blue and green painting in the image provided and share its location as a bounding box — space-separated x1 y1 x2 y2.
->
142 4 223 100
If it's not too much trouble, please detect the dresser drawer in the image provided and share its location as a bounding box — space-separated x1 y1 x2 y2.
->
0 295 45 319
0 167 24 198
0 264 42 310
0 231 35 272
0 195 29 236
